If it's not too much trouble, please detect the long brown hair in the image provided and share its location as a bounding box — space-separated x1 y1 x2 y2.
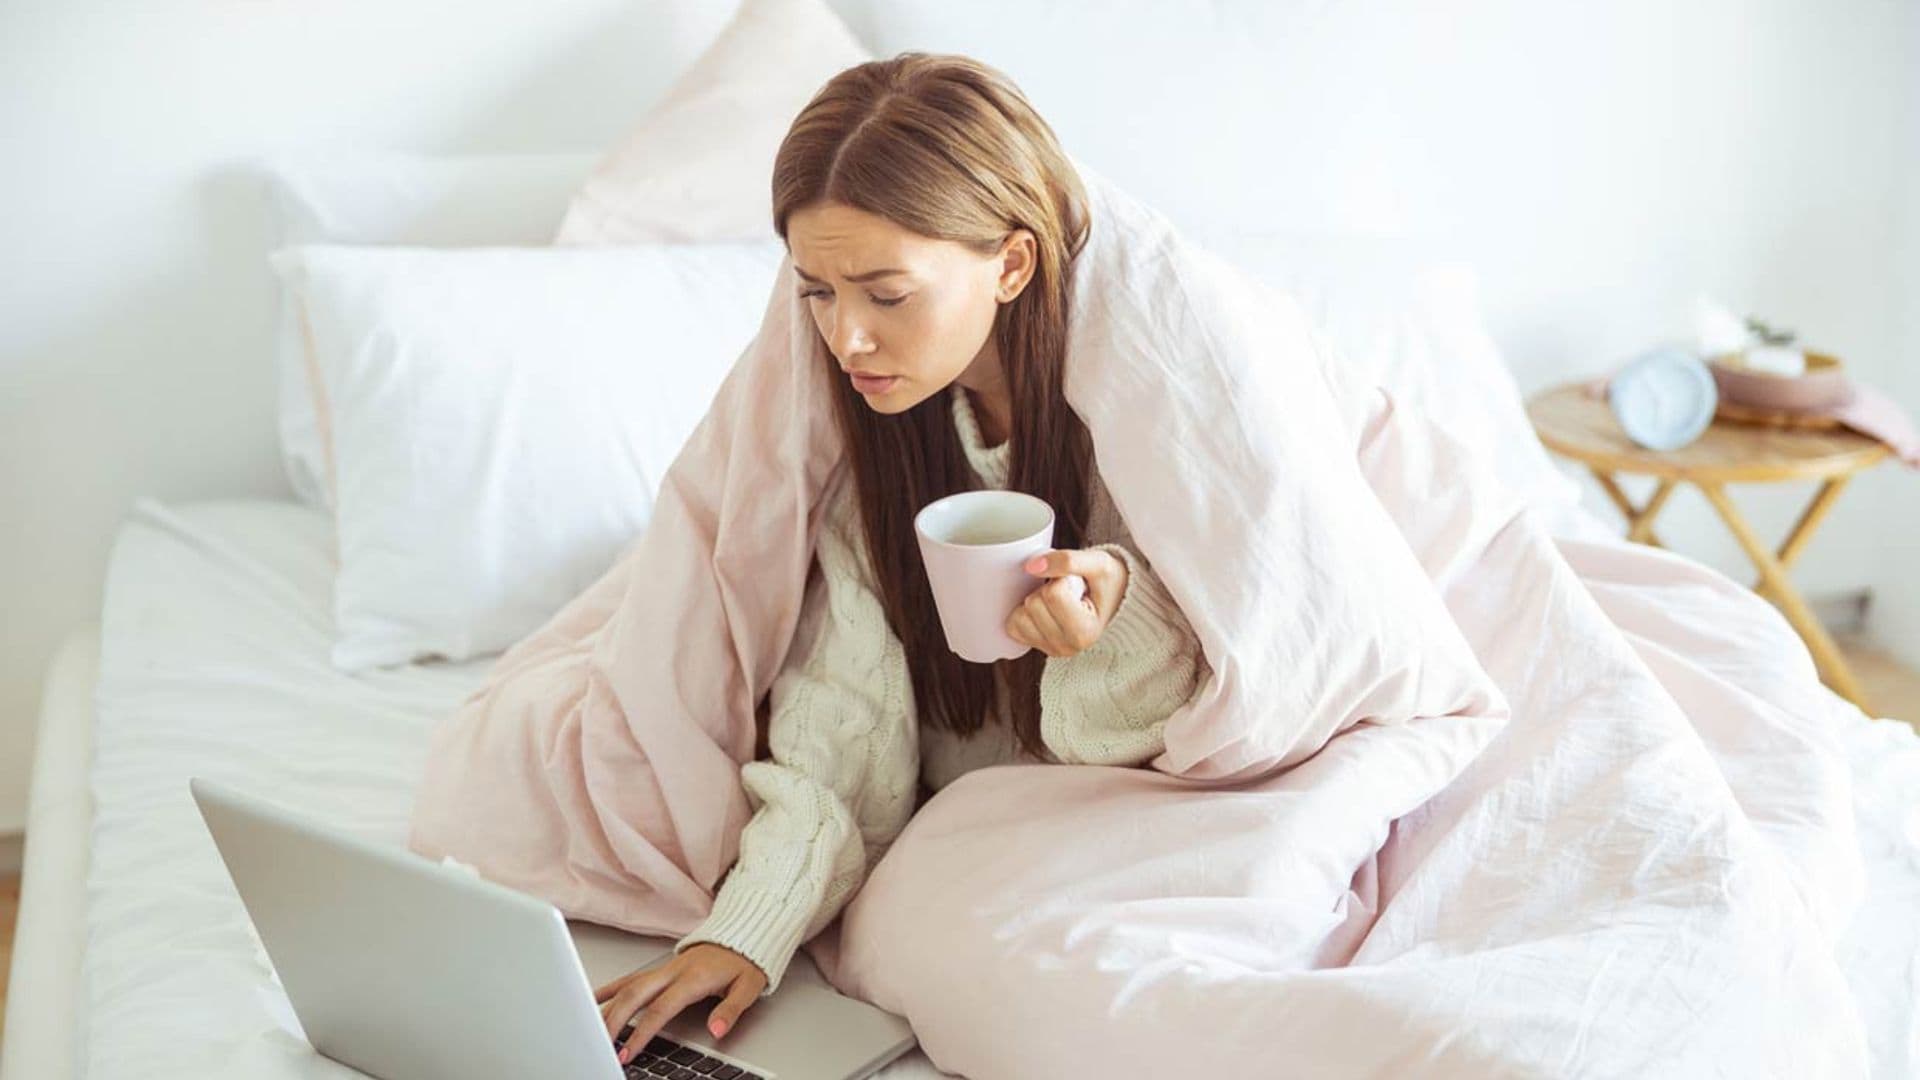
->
770 53 1092 760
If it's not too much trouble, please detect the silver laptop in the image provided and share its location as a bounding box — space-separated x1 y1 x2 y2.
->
189 777 917 1080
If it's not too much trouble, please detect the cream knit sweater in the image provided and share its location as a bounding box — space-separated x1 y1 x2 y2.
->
674 384 1209 994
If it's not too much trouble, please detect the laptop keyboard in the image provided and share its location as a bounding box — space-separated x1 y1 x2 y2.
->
616 1025 769 1080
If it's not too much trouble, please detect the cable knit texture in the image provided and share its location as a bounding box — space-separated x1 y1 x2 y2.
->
674 384 1209 994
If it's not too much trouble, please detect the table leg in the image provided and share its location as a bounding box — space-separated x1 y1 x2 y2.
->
1766 476 1852 582
1696 482 1871 712
1590 468 1671 548
1628 480 1676 545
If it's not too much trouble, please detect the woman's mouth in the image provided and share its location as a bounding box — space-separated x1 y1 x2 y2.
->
850 373 900 395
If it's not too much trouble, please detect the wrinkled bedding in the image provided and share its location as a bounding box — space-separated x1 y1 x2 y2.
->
48 497 1916 1080
817 516 1872 1076
407 166 1891 1076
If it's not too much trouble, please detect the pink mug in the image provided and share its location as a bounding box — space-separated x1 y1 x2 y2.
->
914 490 1062 663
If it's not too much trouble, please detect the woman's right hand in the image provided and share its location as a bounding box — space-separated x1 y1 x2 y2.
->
597 942 769 1064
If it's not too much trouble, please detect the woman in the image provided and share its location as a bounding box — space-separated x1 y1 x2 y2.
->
596 52 1211 1063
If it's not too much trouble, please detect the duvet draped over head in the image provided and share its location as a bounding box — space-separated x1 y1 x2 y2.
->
408 164 1868 1076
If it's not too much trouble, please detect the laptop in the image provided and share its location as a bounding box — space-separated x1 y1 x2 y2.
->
189 777 917 1080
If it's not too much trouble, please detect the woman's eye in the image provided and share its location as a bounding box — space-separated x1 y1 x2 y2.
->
797 289 906 308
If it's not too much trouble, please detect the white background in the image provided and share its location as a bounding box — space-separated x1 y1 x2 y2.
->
1 0 1915 833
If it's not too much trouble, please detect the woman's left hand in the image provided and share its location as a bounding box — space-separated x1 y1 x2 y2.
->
1005 548 1129 659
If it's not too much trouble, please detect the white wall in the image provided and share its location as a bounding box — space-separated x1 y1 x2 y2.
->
888 0 1913 607
0 0 743 833
1 0 1915 832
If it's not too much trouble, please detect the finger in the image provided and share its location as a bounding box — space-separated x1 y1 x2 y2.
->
1039 577 1096 646
1023 591 1073 656
1014 604 1063 658
707 971 765 1040
1027 548 1102 581
1005 605 1050 656
603 966 672 1042
1043 573 1091 615
598 954 671 1005
595 970 638 1005
1056 572 1089 606
612 983 671 1064
620 978 719 1064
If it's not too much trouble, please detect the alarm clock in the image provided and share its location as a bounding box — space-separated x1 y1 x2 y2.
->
1607 345 1718 452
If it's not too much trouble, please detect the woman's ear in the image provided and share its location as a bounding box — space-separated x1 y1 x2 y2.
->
996 229 1038 304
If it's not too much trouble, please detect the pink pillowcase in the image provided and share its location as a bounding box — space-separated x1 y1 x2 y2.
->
553 0 871 246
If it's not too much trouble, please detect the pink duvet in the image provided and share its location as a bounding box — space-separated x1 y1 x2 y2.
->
409 167 1868 1075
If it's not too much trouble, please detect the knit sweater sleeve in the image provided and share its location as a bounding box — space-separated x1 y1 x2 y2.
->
1037 540 1208 766
673 482 918 996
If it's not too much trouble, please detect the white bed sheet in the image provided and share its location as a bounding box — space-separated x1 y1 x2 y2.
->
9 495 1917 1078
66 496 948 1079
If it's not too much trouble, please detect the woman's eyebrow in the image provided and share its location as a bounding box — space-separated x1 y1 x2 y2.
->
792 265 909 284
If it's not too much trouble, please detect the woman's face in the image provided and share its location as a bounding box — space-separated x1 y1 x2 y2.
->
786 201 1035 415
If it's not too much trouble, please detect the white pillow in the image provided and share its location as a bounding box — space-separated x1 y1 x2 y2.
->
553 0 871 245
1187 228 1580 512
257 151 599 509
269 241 786 671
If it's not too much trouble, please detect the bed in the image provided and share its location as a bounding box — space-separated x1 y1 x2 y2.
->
2 492 1916 1078
7 0 1920 1069
0 497 945 1079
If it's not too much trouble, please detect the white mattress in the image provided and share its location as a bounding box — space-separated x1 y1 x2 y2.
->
8 497 949 1080
1 624 97 1080
6 496 1918 1078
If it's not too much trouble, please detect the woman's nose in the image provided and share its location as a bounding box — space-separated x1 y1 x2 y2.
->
830 314 874 360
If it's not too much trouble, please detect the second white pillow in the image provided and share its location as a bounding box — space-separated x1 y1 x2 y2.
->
271 241 787 671
258 150 601 509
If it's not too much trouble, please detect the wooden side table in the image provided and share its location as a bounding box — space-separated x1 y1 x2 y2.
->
1527 382 1890 711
